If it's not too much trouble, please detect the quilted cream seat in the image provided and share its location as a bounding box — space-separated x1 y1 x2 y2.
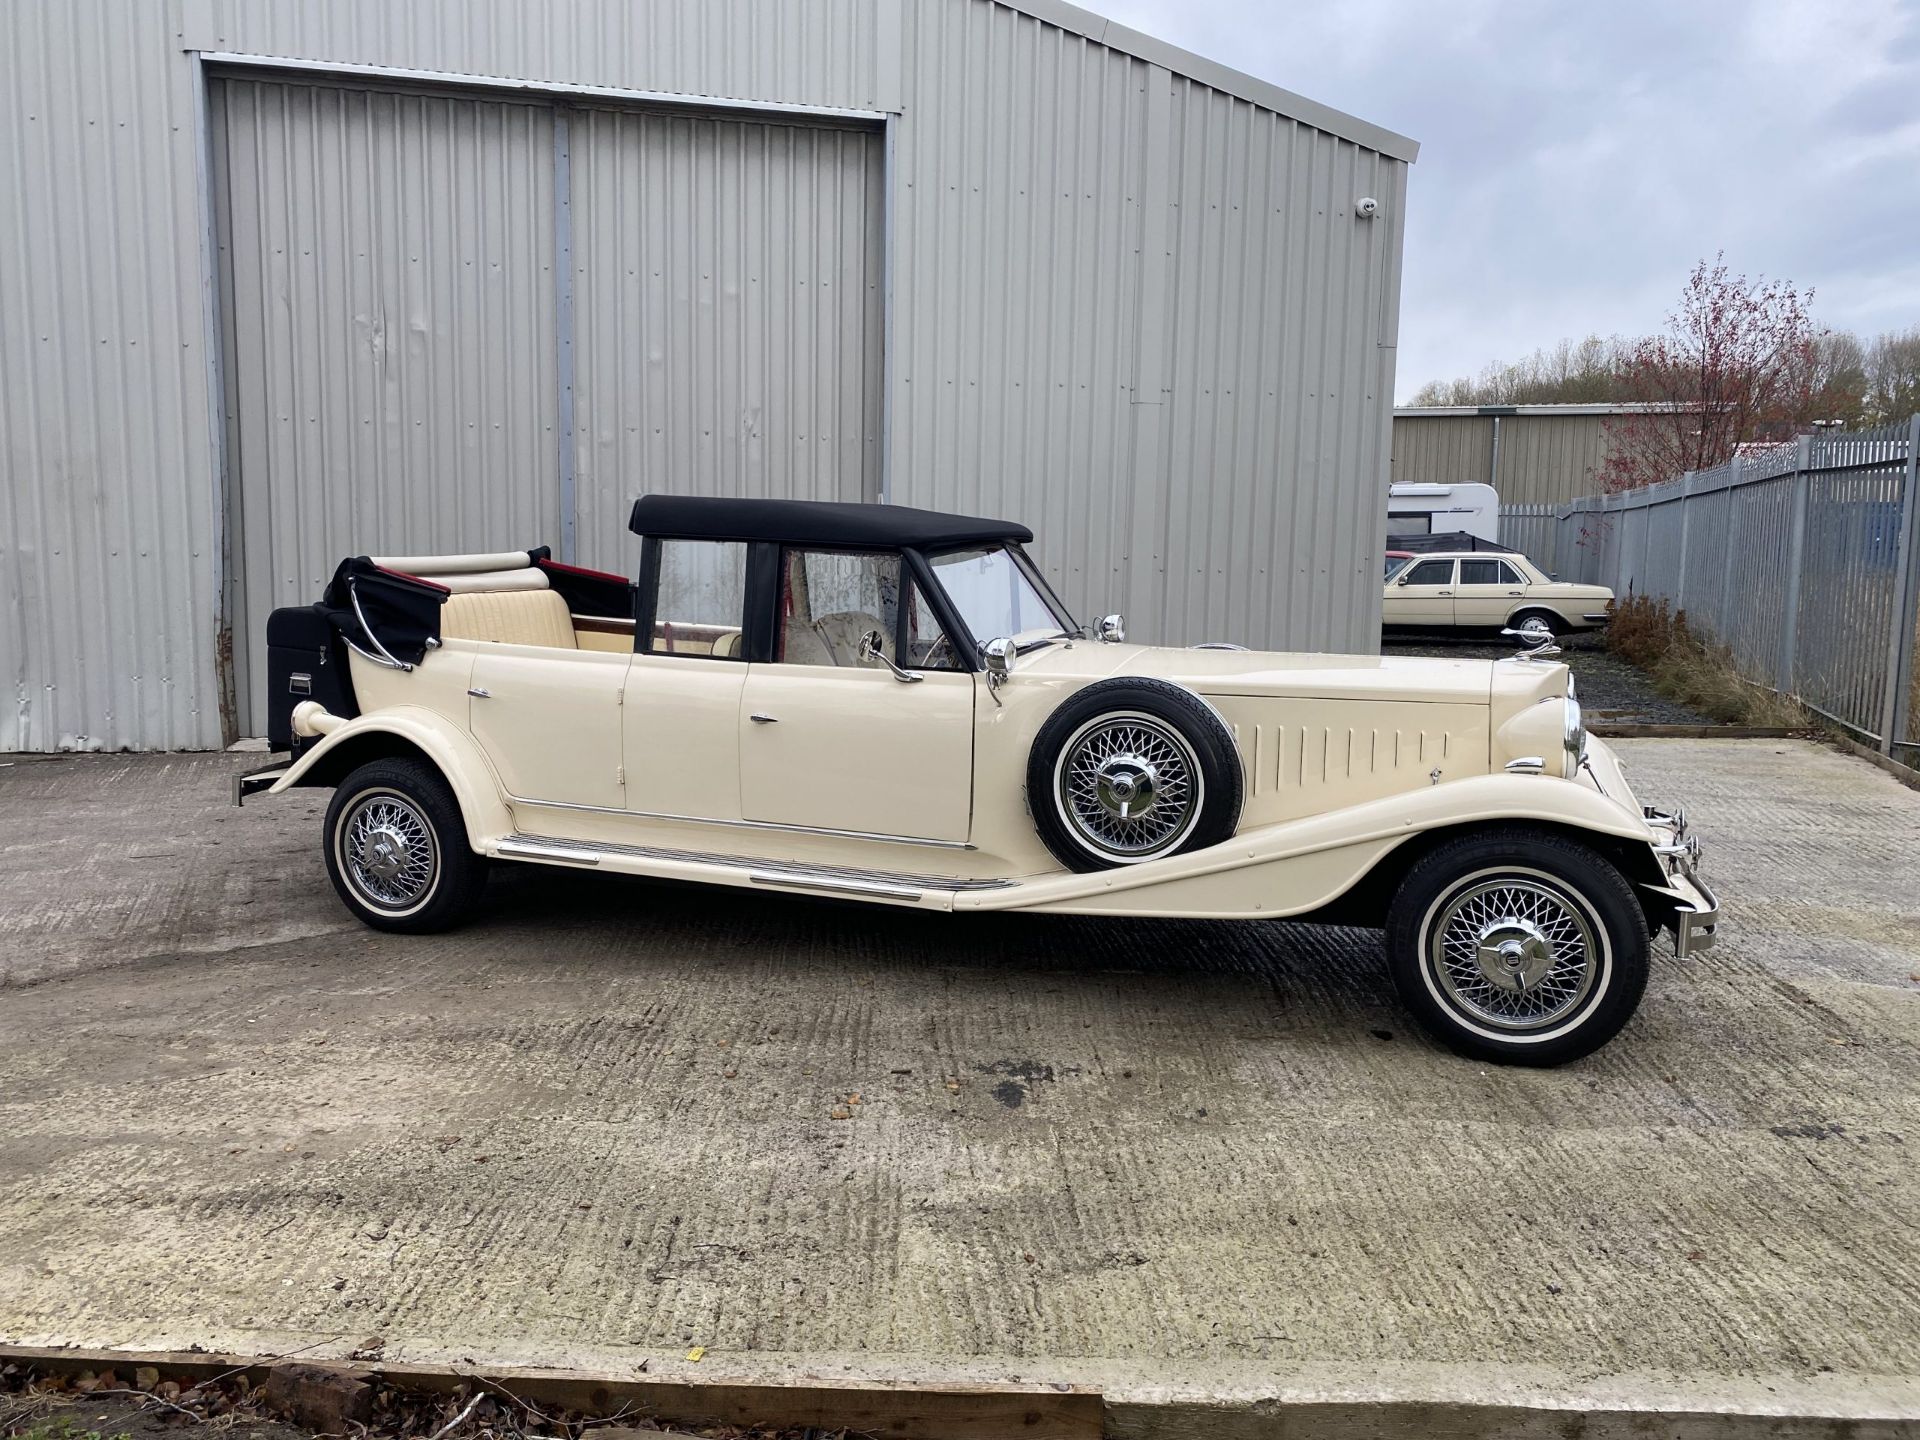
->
440 588 578 649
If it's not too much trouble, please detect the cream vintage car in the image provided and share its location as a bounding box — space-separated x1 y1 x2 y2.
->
237 497 1715 1065
1384 550 1614 640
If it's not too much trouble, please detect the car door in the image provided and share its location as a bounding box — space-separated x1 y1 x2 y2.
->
1453 557 1526 628
464 593 630 809
1382 557 1457 626
624 537 751 822
738 547 974 844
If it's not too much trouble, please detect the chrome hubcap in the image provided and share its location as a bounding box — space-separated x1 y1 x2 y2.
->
342 793 437 909
1430 878 1597 1029
1519 616 1552 639
1058 715 1200 859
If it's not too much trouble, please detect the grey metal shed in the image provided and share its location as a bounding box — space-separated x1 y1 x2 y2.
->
0 0 1416 750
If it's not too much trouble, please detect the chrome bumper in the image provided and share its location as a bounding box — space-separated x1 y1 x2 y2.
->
231 759 290 807
1583 611 1611 623
1643 805 1719 957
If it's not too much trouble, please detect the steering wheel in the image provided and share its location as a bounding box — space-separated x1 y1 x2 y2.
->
920 631 959 671
810 611 888 667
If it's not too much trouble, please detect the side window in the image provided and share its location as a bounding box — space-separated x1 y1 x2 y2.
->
1404 559 1454 586
904 578 963 670
777 549 902 667
1497 560 1526 586
1459 559 1502 585
648 539 747 658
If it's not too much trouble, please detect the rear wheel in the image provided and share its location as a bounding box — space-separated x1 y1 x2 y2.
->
1385 829 1648 1065
323 758 487 933
1511 610 1562 641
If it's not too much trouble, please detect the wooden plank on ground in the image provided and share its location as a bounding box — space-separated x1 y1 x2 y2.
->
0 1347 1104 1440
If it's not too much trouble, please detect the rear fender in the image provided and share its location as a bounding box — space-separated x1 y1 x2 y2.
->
961 772 1656 919
268 708 510 851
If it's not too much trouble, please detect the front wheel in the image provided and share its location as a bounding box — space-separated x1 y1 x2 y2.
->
322 758 488 933
1385 829 1649 1065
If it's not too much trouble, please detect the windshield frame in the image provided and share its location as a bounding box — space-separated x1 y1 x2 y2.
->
917 541 1078 656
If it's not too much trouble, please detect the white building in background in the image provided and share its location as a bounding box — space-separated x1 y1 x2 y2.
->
1 0 1415 751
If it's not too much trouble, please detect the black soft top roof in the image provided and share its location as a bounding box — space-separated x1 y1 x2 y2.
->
628 495 1031 550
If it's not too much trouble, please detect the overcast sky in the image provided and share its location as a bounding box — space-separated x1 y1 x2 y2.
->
1102 0 1920 401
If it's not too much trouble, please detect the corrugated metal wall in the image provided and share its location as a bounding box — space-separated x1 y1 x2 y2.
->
1 0 1411 750
1389 415 1494 491
570 109 884 574
177 0 899 113
215 78 561 733
891 0 1405 651
1 1 218 752
1390 411 1613 507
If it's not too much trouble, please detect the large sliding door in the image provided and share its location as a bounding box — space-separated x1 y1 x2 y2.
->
569 109 885 573
214 75 884 738
214 77 560 735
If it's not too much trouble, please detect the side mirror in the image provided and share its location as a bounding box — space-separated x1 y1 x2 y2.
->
859 628 923 684
1096 613 1126 643
1395 574 1411 586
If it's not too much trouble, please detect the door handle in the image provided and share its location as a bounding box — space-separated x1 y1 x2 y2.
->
1507 591 1523 596
468 687 492 699
749 713 778 724
1438 591 1452 596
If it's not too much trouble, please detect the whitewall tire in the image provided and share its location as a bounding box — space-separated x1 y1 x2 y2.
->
1385 828 1649 1065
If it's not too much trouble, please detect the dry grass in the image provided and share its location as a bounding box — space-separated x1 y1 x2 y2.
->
1605 593 1812 728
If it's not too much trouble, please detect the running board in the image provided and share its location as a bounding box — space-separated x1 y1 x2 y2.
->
494 833 1016 902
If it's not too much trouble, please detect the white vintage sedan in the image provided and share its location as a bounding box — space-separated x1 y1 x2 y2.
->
238 497 1714 1065
1384 550 1613 640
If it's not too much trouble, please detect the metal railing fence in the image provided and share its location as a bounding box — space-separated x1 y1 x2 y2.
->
1530 416 1920 755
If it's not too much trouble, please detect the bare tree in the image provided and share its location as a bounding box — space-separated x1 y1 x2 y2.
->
1597 256 1819 492
1408 335 1633 406
1863 326 1920 426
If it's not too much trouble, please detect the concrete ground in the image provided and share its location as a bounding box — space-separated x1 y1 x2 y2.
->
2 741 1917 1425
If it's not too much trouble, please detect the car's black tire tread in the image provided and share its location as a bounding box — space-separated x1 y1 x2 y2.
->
1026 676 1244 873
1385 826 1649 1067
322 758 488 934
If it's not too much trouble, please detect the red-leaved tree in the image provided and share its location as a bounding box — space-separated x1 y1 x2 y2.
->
1598 256 1820 492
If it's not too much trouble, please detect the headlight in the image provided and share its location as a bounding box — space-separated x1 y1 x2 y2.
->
1562 682 1587 779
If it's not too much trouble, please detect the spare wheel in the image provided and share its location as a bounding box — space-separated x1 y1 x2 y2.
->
1026 677 1244 872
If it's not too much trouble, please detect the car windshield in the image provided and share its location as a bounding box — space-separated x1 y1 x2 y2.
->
1384 555 1410 578
929 544 1074 650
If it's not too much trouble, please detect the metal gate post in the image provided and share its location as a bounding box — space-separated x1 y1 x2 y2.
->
1780 437 1812 693
1675 472 1693 612
1878 414 1920 755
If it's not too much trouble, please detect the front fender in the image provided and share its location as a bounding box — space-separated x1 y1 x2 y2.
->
268 707 512 852
960 771 1657 919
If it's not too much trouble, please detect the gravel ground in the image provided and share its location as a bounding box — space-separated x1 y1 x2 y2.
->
1383 630 1713 725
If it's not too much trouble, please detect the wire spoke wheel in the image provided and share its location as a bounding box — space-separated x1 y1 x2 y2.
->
1054 711 1203 861
1427 876 1598 1031
339 790 440 911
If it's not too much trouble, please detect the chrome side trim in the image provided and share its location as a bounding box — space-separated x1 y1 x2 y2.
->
496 832 1014 893
500 791 976 849
496 837 602 866
750 873 923 900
